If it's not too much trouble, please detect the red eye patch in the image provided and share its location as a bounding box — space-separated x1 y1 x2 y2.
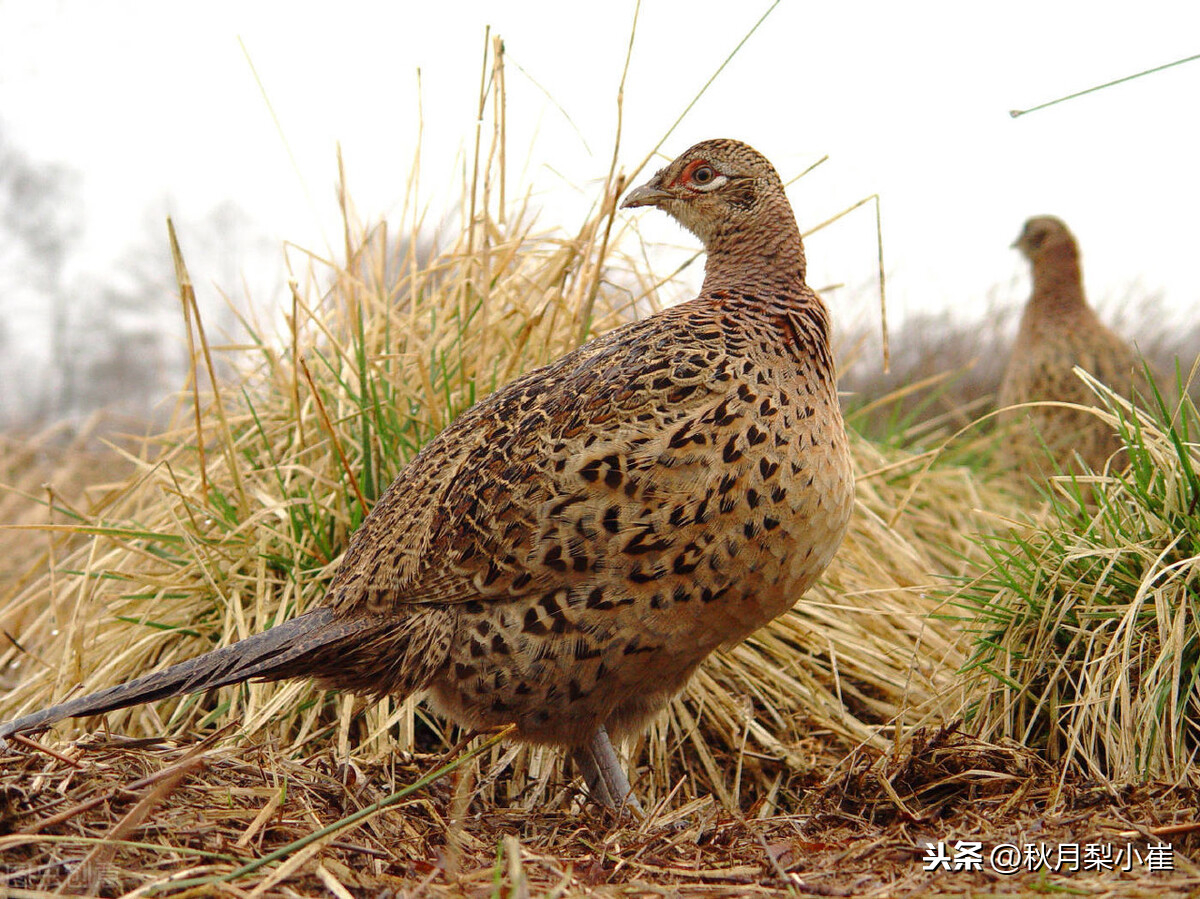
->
670 159 713 188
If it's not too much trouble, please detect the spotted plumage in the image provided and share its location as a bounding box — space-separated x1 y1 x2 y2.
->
1 139 854 811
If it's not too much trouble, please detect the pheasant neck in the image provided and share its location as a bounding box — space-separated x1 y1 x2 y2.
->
702 218 808 297
1029 245 1088 317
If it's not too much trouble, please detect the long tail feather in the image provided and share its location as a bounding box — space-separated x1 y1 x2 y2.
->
0 608 370 739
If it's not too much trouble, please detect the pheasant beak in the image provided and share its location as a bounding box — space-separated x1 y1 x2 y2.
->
621 180 673 209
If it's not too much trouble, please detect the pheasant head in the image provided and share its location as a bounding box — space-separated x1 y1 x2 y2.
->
622 139 806 288
1013 215 1078 265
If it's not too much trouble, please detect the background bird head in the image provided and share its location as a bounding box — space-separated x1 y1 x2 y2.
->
1013 215 1077 264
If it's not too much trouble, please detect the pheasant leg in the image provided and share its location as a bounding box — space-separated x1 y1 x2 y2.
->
572 725 643 814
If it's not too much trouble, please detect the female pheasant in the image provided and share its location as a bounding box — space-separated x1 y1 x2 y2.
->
999 215 1148 472
1 140 854 811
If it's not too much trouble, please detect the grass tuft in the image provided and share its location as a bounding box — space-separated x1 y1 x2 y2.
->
956 370 1200 784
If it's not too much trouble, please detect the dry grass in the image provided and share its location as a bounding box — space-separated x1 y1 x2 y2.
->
0 417 141 657
2 23 1198 898
838 296 1017 449
957 376 1200 786
3 727 1197 896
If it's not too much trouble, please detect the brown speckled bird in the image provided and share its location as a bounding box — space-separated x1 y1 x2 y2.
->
998 215 1146 472
0 139 854 812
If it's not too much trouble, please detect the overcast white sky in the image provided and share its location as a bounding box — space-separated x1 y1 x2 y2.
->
1 1 1198 341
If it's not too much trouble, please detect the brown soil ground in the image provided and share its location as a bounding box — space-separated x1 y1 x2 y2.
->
2 726 1196 897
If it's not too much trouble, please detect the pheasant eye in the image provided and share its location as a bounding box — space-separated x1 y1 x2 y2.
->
691 165 715 184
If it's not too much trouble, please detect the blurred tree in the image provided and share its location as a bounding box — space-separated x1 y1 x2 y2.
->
0 124 276 429
63 201 276 424
0 125 82 425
